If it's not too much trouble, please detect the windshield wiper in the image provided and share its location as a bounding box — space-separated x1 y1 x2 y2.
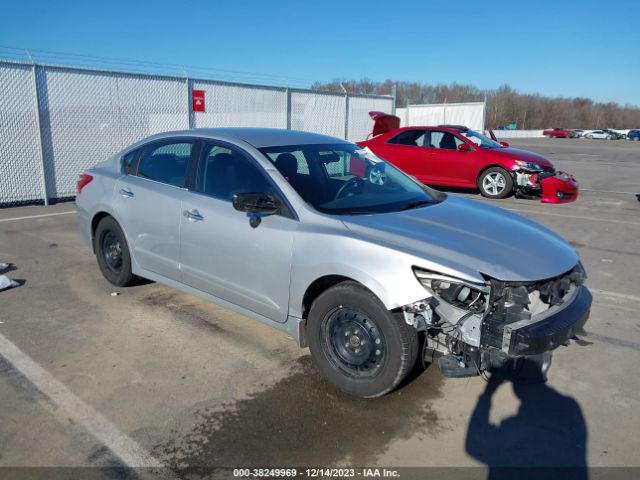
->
400 199 434 211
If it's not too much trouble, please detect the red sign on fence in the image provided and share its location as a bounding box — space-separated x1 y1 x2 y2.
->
192 90 205 112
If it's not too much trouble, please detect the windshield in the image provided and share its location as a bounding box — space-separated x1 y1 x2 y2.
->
460 130 504 149
259 143 444 215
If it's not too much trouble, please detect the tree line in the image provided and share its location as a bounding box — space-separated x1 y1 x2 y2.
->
311 79 640 130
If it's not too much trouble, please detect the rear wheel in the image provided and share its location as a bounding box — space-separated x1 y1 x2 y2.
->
94 216 136 287
307 281 419 398
478 167 513 199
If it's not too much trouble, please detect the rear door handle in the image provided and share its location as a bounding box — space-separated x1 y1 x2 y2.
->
119 188 134 198
184 209 204 221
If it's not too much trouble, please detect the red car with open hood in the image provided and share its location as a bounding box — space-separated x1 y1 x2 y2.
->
357 112 578 203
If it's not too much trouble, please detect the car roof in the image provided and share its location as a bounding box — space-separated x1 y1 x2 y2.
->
135 128 350 149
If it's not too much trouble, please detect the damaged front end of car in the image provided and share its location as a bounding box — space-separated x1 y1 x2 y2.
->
403 264 591 381
511 162 579 204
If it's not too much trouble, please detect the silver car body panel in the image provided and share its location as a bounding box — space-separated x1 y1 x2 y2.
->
76 128 582 348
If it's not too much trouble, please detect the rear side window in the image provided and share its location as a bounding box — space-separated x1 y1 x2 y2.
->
137 142 193 188
387 130 427 147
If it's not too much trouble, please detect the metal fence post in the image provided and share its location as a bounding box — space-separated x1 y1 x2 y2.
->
186 77 194 129
391 84 397 115
30 64 49 205
285 88 292 130
344 94 349 140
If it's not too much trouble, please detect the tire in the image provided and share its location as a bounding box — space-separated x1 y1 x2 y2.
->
307 281 419 398
635 137 640 142
477 167 513 199
587 135 594 139
94 216 136 287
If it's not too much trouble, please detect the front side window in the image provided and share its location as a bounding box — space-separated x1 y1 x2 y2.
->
259 143 445 215
429 131 465 150
137 142 192 187
197 143 275 201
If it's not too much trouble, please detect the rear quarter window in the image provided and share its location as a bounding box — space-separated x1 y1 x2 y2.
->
122 151 138 175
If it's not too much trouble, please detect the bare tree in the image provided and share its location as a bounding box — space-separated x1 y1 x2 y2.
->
312 79 640 129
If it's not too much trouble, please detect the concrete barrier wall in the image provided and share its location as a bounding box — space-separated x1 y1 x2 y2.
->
492 130 545 138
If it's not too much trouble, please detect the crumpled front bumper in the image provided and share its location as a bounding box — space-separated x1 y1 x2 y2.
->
540 171 579 203
502 286 591 356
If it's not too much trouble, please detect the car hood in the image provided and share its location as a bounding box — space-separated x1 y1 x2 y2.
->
485 147 554 168
341 196 578 282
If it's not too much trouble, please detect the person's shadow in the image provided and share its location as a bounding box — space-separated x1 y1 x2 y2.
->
465 363 588 480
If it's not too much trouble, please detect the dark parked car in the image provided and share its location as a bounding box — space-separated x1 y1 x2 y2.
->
603 129 624 140
627 130 640 141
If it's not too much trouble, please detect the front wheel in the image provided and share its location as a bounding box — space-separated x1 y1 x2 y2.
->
477 167 513 199
307 281 418 398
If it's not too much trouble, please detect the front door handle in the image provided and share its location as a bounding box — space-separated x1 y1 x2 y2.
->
184 209 204 221
119 188 134 198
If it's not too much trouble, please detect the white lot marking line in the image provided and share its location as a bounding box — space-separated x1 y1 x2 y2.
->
581 188 637 195
591 289 640 304
507 208 640 226
0 211 76 223
0 332 164 469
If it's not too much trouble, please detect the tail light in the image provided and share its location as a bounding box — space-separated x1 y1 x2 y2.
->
76 173 93 194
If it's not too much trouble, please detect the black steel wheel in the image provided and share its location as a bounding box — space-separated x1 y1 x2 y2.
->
322 307 386 378
94 216 136 287
307 281 419 398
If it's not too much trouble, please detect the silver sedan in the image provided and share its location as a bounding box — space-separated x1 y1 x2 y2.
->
76 128 591 397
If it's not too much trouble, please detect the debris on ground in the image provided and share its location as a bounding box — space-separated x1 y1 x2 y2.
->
0 262 14 273
110 292 120 297
0 275 19 292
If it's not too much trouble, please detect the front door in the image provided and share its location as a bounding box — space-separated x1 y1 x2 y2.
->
422 130 474 186
179 141 296 322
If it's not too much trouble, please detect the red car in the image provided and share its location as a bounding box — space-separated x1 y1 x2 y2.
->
543 128 572 138
356 112 578 203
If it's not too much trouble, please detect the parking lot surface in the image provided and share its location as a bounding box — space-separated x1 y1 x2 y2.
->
1 138 639 475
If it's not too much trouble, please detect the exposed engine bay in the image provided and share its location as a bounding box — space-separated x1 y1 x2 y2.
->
512 164 579 204
402 264 590 380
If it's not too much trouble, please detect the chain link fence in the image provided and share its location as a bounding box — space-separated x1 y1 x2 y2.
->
0 60 393 206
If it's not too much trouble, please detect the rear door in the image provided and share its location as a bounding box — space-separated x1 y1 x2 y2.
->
179 141 296 322
113 140 195 280
373 129 432 182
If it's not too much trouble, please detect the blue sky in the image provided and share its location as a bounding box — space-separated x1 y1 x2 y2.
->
2 0 638 105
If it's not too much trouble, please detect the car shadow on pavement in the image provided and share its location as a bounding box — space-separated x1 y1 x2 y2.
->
465 362 588 480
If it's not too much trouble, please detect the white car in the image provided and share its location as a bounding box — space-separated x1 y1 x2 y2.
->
585 130 614 140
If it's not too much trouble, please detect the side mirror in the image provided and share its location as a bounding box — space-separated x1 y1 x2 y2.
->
457 143 471 152
232 192 279 227
499 141 510 147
